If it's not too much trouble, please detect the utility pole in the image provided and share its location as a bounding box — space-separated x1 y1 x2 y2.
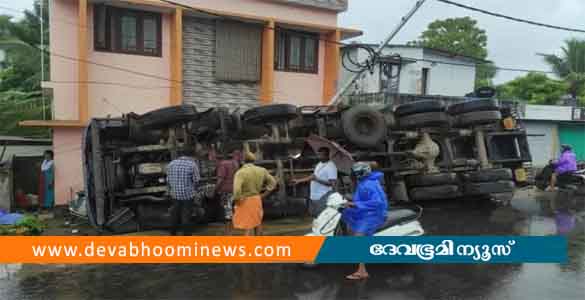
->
329 0 428 105
40 0 45 120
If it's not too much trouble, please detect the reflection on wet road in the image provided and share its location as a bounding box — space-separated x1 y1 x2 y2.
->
1 189 584 300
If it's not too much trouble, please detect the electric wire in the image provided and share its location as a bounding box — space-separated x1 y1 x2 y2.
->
436 0 585 34
0 1 567 91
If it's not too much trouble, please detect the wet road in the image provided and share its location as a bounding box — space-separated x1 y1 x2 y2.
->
2 189 584 300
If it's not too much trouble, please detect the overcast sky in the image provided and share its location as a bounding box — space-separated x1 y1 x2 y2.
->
2 0 584 84
339 0 585 84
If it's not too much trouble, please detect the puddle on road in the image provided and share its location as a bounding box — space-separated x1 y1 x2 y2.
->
2 189 584 300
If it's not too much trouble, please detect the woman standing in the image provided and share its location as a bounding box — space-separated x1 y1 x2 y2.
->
342 162 388 280
39 150 55 210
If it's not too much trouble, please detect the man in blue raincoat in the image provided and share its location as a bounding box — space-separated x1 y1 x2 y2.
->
342 162 388 280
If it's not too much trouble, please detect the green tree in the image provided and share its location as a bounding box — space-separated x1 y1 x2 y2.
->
409 17 496 88
0 0 49 92
542 38 585 102
0 0 50 137
496 72 568 105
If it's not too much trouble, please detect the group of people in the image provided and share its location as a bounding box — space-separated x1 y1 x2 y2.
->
166 146 389 280
166 148 277 237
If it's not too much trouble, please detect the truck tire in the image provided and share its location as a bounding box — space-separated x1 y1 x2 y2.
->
409 185 459 201
455 110 501 127
384 112 396 129
231 111 243 132
406 172 458 187
196 108 221 130
464 168 513 183
342 105 387 148
465 180 515 195
394 100 445 117
139 105 197 129
398 112 451 129
447 99 499 115
243 104 298 124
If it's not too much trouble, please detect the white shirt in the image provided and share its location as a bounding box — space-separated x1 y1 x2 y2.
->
310 161 338 201
41 159 54 171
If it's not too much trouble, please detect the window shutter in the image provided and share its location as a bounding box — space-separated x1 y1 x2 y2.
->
215 20 262 82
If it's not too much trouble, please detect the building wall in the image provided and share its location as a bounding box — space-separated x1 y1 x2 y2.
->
524 121 558 167
53 128 84 205
271 0 347 11
50 0 79 120
87 5 173 118
182 17 259 110
559 124 585 161
50 1 173 120
524 105 573 121
423 52 475 97
179 0 338 26
339 46 476 97
339 47 423 95
273 40 326 105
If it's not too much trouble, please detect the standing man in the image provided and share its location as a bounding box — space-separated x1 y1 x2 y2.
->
39 150 55 211
232 151 277 236
292 147 338 217
547 144 578 191
166 149 200 236
215 150 241 235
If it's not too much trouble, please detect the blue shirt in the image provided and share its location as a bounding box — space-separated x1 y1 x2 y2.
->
166 157 200 201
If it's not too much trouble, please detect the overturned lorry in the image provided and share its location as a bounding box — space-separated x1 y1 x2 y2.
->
83 97 532 232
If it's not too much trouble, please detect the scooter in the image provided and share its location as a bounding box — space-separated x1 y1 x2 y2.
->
305 192 425 237
536 161 585 195
302 192 424 267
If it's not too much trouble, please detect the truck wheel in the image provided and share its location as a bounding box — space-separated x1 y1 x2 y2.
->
195 108 221 131
342 105 387 148
406 172 458 187
139 105 197 129
398 112 451 129
464 168 513 183
447 99 499 115
465 181 515 195
243 104 298 124
231 111 243 132
455 110 501 127
394 100 445 117
384 112 396 129
409 185 459 201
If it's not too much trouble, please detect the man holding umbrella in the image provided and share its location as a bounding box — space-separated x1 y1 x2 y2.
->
292 146 338 217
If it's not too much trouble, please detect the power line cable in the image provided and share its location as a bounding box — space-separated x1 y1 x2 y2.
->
0 1 563 90
436 0 585 33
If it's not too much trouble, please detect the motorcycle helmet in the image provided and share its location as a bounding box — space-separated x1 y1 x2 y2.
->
351 162 372 180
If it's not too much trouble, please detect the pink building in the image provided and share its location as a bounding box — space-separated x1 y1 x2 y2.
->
21 0 361 205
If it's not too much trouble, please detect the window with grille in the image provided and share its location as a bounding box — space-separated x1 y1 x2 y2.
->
275 29 319 73
94 5 162 57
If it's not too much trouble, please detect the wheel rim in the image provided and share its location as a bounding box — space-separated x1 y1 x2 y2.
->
356 114 376 135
